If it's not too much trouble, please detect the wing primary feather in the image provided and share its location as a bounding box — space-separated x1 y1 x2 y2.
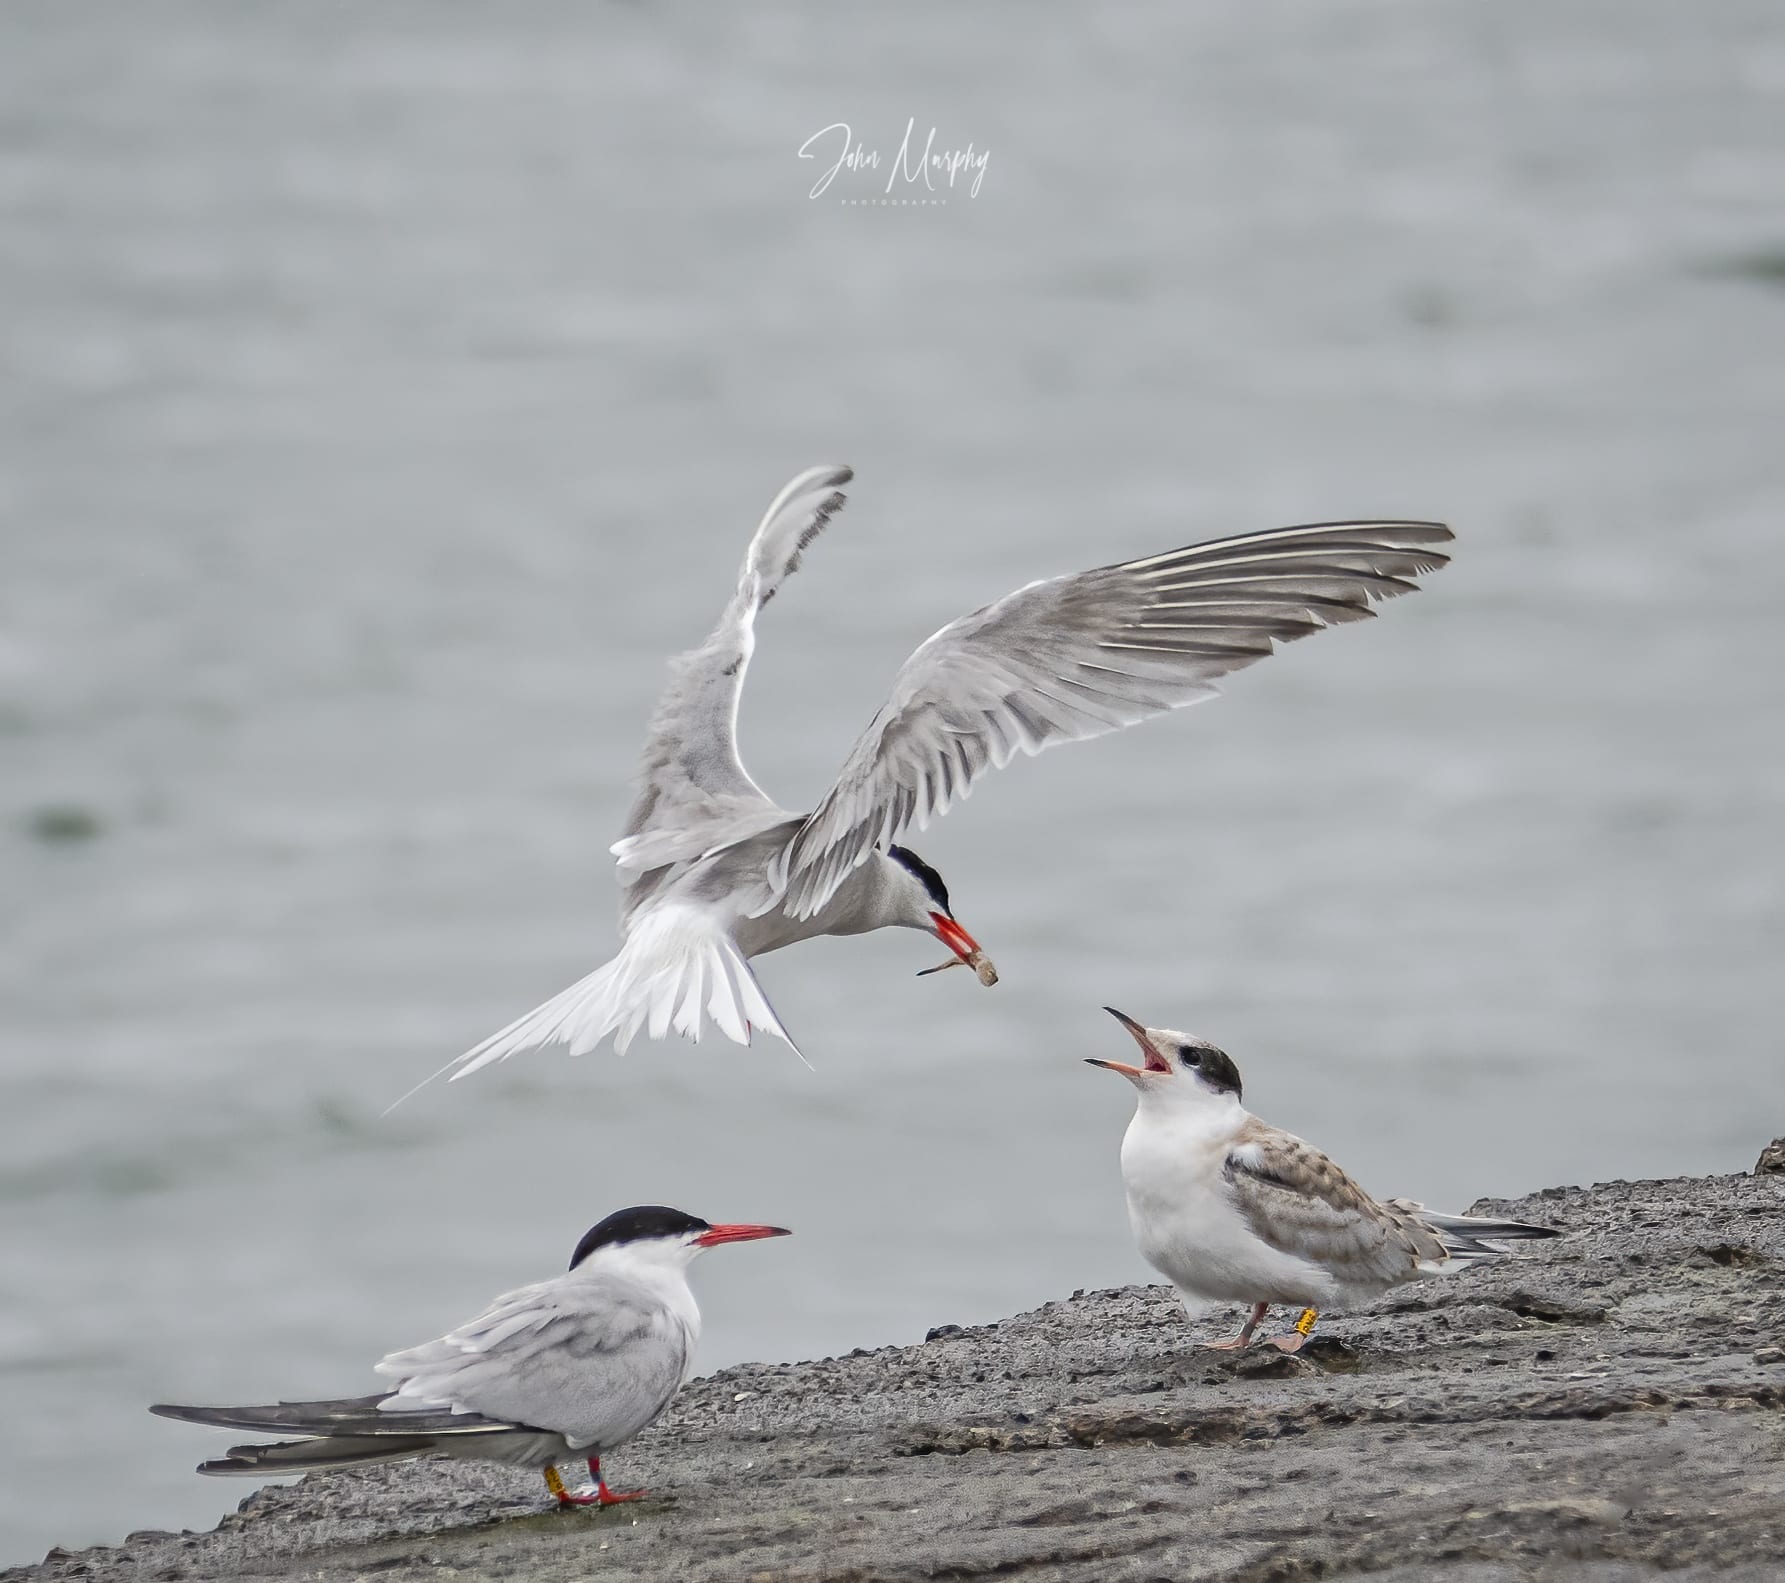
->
614 466 853 883
1120 519 1452 571
770 515 1451 919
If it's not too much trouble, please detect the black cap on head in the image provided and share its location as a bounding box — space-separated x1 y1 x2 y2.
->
888 844 951 916
1177 1039 1243 1100
569 1206 711 1270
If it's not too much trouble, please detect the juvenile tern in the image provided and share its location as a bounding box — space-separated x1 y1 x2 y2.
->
152 1206 789 1508
449 466 1452 1074
1089 1009 1557 1351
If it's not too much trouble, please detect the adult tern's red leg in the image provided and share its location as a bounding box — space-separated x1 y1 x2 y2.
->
544 1465 597 1507
544 1459 646 1507
589 1455 646 1505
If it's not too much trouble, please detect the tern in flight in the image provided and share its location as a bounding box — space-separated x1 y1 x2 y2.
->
447 467 1452 1075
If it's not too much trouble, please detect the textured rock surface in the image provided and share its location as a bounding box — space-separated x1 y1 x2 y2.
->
9 1172 1783 1583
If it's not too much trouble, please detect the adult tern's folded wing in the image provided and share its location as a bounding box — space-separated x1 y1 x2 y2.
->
772 519 1454 920
373 1270 694 1452
149 1394 515 1437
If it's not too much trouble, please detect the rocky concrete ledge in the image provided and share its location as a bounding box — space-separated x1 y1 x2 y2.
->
9 1171 1782 1583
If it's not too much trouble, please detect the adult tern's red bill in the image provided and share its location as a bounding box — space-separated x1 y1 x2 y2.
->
1088 1009 1557 1352
152 1207 789 1509
445 466 1452 1075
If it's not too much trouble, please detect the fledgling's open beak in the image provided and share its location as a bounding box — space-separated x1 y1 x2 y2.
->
1084 1006 1174 1083
917 913 999 986
694 1224 792 1248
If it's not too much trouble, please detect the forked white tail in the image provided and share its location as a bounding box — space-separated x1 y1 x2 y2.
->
447 907 798 1081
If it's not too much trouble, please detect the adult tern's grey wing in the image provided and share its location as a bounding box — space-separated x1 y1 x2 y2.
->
374 1270 696 1450
150 1394 507 1435
611 465 852 881
150 1394 537 1475
772 519 1454 919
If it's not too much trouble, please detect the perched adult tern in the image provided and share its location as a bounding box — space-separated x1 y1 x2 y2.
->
1089 1009 1557 1352
449 466 1453 1075
151 1207 789 1508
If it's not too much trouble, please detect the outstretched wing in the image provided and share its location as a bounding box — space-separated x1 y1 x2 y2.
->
773 519 1453 919
373 1270 694 1450
1224 1121 1447 1289
611 465 852 880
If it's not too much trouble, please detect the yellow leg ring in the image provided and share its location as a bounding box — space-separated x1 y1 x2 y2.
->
543 1465 567 1499
1294 1307 1319 1337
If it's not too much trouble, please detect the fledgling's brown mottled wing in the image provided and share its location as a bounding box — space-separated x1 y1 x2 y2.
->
1223 1119 1449 1291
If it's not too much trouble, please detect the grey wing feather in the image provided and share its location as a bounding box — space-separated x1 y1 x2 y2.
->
150 1394 525 1480
611 465 852 882
195 1434 445 1476
150 1394 514 1437
374 1271 693 1450
772 519 1452 918
1224 1124 1447 1290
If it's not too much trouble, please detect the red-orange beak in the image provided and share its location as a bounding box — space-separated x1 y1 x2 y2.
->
918 914 1000 985
931 913 980 963
917 914 998 984
693 1223 792 1248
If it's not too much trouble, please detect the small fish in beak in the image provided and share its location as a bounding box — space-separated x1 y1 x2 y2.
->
917 914 999 985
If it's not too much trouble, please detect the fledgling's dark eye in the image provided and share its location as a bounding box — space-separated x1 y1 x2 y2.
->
1178 1045 1202 1068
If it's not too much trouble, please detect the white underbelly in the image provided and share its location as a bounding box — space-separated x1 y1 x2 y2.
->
1122 1136 1337 1309
732 902 834 956
731 876 885 957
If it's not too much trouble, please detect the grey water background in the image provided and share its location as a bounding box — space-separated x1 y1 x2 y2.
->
4 0 1784 1564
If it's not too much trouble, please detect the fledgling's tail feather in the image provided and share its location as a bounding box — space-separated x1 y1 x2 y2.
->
1419 1209 1561 1261
444 908 798 1083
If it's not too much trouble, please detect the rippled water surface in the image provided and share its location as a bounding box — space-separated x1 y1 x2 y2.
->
4 0 1784 1564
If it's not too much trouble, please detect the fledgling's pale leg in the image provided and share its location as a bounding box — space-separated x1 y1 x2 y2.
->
1203 1301 1271 1350
1266 1306 1321 1353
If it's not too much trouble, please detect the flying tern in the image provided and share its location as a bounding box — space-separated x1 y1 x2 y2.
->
448 467 1452 1075
1089 1008 1557 1351
152 1206 789 1508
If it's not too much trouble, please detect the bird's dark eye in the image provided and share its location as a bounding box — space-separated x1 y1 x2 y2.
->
1178 1045 1202 1067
